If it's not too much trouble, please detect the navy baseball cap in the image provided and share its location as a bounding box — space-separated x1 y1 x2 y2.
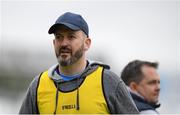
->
48 12 89 36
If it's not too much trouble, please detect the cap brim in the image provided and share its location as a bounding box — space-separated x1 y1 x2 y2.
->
48 22 80 34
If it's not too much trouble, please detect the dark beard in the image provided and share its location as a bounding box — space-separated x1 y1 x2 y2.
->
58 44 84 66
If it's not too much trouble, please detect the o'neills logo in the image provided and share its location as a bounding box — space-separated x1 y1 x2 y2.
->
62 104 76 110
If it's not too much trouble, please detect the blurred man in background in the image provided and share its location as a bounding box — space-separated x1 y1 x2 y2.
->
121 60 160 114
19 12 139 114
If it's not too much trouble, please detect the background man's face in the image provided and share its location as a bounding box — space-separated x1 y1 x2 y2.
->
137 65 160 104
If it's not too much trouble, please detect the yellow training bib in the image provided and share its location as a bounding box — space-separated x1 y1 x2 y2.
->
37 66 109 114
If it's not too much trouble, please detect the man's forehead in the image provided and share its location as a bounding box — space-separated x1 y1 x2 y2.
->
142 65 156 72
141 65 160 79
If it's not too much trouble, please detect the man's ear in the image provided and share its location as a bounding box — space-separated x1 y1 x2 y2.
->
129 82 138 92
84 38 91 51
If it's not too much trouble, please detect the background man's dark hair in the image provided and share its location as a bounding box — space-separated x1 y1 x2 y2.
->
121 60 158 86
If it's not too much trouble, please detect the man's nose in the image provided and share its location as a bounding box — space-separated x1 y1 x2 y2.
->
156 83 160 92
61 38 69 46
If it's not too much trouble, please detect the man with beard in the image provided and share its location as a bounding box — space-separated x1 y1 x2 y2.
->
121 60 161 114
19 12 139 114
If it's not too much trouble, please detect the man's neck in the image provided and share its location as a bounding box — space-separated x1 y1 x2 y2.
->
59 58 87 76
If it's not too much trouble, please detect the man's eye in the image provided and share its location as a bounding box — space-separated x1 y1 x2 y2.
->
69 35 76 39
148 81 158 85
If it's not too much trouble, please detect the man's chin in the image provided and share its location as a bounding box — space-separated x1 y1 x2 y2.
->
59 61 70 66
57 58 71 66
151 99 159 104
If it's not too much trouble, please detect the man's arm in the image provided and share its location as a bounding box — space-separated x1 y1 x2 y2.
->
103 69 139 114
19 76 39 114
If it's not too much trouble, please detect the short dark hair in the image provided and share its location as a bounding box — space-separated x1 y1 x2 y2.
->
121 60 158 86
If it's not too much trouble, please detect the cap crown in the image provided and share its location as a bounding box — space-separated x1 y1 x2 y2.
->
48 12 89 36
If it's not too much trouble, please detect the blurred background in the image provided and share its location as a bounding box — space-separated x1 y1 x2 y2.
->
0 0 180 113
